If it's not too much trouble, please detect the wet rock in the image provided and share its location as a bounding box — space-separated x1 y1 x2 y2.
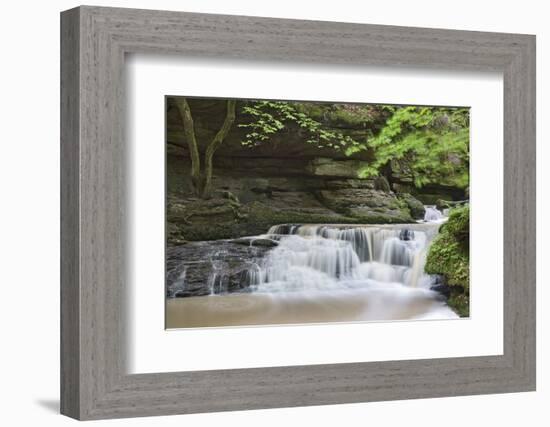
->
210 267 260 293
266 224 301 235
166 241 269 297
232 237 279 247
430 284 451 300
429 275 451 299
399 229 415 241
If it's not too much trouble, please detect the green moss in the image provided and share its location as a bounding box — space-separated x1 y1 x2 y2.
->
425 233 469 289
425 205 470 316
442 205 469 245
448 290 469 317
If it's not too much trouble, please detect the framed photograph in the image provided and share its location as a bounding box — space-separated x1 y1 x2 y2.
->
61 6 536 420
164 96 471 328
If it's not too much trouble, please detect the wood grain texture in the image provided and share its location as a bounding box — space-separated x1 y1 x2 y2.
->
60 5 536 420
60 7 80 419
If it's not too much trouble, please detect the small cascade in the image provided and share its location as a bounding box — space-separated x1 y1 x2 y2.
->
207 248 229 295
296 226 374 262
241 262 264 287
190 220 445 297
380 237 416 267
424 205 444 222
260 235 360 285
207 273 223 295
167 267 187 297
267 224 300 236
237 223 441 293
208 261 265 295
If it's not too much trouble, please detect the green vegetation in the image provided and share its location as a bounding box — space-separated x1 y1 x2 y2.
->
238 100 362 150
173 98 469 202
346 106 469 189
425 205 470 316
239 102 469 189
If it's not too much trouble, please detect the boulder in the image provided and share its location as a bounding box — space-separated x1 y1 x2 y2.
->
399 229 415 241
398 193 426 220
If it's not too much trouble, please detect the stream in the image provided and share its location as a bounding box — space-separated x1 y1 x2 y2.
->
166 206 458 328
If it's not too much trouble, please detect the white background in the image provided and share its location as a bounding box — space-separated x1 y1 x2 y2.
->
129 57 503 373
0 0 547 426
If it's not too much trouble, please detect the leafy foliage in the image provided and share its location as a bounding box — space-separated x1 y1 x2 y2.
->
239 101 469 190
347 106 470 188
238 100 362 150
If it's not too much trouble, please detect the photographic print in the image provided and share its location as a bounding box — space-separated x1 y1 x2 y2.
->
165 97 470 329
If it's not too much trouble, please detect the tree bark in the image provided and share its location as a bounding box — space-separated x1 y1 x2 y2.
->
201 99 236 197
175 98 202 191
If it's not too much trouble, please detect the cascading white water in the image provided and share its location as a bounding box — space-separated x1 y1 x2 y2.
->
254 223 436 293
167 217 458 328
296 225 374 262
424 205 444 222
254 235 361 292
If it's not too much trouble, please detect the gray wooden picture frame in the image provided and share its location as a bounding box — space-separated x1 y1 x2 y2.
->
60 5 536 420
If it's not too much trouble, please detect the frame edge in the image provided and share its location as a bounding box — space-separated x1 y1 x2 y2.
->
60 6 82 420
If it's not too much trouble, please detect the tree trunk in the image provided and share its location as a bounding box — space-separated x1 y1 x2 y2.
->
201 100 236 197
175 98 202 191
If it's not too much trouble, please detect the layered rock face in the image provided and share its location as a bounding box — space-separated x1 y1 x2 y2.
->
166 98 465 244
167 154 423 243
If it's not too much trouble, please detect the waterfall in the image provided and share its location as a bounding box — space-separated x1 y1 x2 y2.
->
168 221 458 326
424 205 444 222
245 223 441 293
196 217 447 297
258 235 361 290
267 224 300 236
296 226 374 262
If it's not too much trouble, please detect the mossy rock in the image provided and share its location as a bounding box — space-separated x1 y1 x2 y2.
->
425 205 469 289
425 205 470 316
398 193 426 220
